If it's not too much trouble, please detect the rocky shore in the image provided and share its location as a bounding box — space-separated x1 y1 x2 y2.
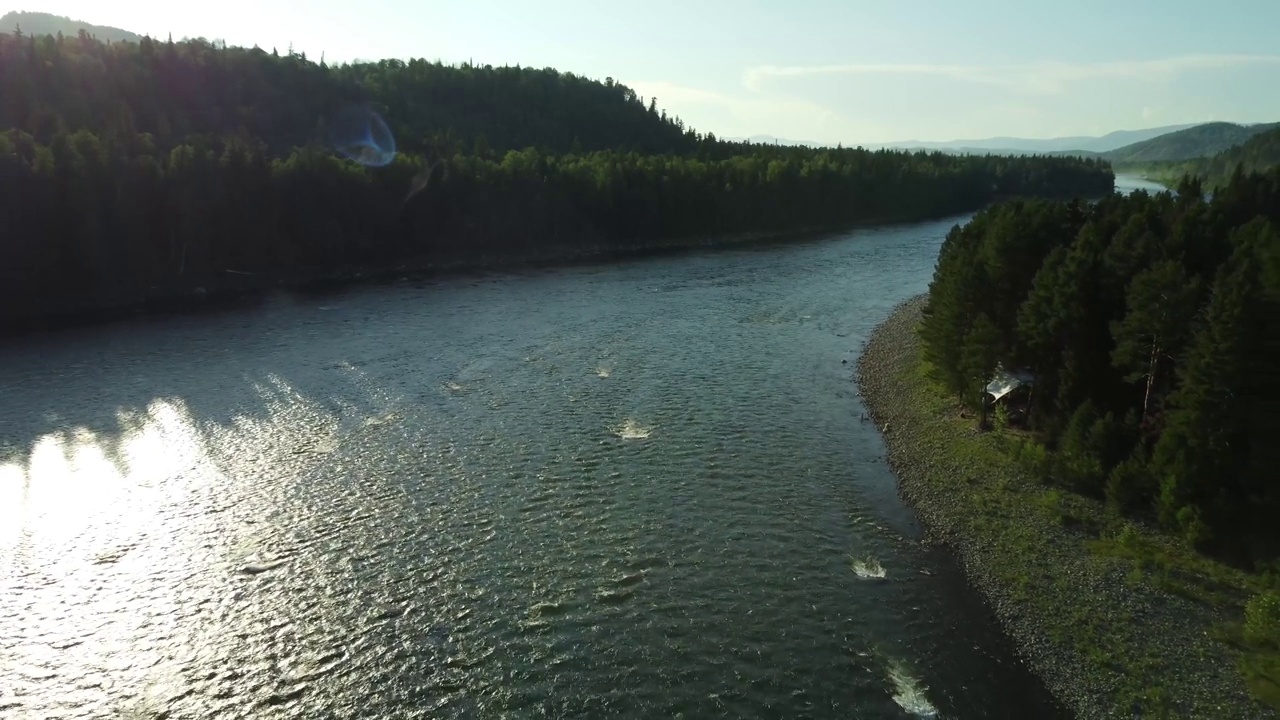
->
856 295 1273 720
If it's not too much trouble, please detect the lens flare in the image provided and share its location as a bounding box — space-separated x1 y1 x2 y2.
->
328 104 397 167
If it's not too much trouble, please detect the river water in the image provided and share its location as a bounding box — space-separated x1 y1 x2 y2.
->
0 187 1169 718
1113 175 1171 194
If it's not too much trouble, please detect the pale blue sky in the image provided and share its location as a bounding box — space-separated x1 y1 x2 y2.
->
9 0 1280 144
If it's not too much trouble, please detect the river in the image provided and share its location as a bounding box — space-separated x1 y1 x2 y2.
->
0 185 1157 719
1113 174 1171 194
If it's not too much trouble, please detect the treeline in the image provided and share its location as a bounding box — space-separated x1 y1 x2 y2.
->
920 169 1280 563
0 29 1114 327
1119 127 1280 191
0 129 1113 322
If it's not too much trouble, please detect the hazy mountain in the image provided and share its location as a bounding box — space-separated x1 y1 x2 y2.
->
881 123 1205 154
883 146 1094 157
1103 121 1280 163
0 11 144 44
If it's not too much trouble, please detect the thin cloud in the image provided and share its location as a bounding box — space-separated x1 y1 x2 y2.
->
630 81 739 107
742 54 1280 96
629 80 838 131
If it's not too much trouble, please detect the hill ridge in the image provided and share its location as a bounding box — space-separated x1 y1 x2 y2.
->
0 10 144 44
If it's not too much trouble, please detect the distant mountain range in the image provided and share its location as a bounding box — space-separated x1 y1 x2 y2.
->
0 11 143 44
880 124 1208 155
728 124 1238 156
747 123 1280 166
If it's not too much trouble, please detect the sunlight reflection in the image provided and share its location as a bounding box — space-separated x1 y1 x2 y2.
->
0 459 28 557
0 400 211 558
1 371 366 717
1 373 350 568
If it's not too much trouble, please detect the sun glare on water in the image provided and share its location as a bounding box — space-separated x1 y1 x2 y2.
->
0 375 352 716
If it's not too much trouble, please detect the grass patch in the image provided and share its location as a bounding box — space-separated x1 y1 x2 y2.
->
1087 525 1257 608
1242 650 1280 710
1239 592 1280 708
868 312 1277 716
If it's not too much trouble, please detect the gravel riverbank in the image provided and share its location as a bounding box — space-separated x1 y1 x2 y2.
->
856 295 1274 720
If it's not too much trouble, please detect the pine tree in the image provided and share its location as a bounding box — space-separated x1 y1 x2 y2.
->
1111 258 1202 423
959 312 1002 414
1150 242 1261 546
920 222 987 396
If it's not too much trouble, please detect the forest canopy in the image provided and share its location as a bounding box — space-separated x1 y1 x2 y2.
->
918 169 1280 563
0 29 1114 327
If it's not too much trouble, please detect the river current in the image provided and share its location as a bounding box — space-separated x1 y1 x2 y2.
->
1 182 1159 718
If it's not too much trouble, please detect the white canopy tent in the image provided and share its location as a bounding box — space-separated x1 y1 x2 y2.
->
986 366 1035 402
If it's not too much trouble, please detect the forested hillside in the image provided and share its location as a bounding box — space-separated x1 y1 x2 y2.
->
1105 121 1278 164
0 29 695 157
1124 127 1280 191
0 29 1113 329
919 168 1280 563
0 11 143 45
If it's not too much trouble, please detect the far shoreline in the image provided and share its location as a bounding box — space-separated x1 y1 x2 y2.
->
2 209 970 341
3 182 1128 342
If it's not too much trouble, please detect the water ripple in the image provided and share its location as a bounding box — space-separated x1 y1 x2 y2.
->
1 216 1065 719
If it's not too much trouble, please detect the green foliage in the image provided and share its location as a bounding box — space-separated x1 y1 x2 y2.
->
1150 235 1269 549
1106 446 1152 514
993 402 1011 430
1047 403 1134 497
1245 591 1280 646
1009 437 1053 479
1036 487 1067 524
1110 259 1202 422
1055 401 1106 493
0 29 1115 328
1241 583 1280 709
920 164 1280 562
959 312 1001 411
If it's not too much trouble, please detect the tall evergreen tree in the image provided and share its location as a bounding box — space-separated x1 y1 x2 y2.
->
1150 245 1260 547
1110 259 1201 423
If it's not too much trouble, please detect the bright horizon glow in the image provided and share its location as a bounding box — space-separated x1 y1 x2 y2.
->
4 0 1280 146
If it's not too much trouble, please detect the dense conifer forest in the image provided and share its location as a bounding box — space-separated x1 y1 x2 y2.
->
0 29 1112 328
919 169 1280 563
